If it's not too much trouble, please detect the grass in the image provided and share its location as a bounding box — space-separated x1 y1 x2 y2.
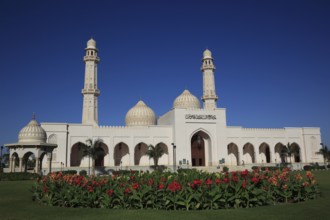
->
0 171 329 220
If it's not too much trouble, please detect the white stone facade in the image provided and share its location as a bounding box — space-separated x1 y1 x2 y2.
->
6 39 323 173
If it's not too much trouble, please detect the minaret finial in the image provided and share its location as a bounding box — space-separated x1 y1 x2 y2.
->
32 112 36 120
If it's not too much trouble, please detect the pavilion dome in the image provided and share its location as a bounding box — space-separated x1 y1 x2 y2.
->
18 117 47 143
173 89 200 109
125 100 156 126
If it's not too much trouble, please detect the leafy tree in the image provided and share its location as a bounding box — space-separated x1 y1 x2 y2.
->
281 142 300 165
146 144 164 167
317 144 329 170
78 138 105 175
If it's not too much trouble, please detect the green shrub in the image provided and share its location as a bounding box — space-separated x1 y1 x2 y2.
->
79 170 87 176
304 165 312 171
222 166 229 172
32 168 320 210
57 170 77 175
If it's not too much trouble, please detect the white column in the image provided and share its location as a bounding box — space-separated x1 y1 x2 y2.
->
19 158 23 172
35 157 39 173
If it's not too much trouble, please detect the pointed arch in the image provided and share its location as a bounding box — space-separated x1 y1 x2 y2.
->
190 130 212 166
22 151 35 172
274 142 286 163
70 142 84 167
11 152 19 172
227 143 239 165
291 142 301 162
243 143 255 164
114 142 129 166
155 142 169 165
95 143 109 167
259 142 271 163
134 142 148 165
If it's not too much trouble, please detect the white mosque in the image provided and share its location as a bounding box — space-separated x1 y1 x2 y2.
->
5 39 323 174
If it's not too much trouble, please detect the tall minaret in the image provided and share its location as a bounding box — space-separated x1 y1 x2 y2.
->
201 49 218 110
81 38 100 125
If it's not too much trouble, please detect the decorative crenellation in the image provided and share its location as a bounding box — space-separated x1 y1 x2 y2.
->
242 128 286 132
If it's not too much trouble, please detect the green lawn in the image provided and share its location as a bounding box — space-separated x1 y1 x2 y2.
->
1 171 329 220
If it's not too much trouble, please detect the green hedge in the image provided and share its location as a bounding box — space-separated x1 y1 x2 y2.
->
56 170 77 175
0 172 41 181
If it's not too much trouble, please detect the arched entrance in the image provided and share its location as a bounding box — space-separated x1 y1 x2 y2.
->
11 152 19 172
259 143 271 163
243 143 255 164
114 142 129 166
291 143 301 162
191 131 211 166
70 143 84 167
155 142 169 165
274 143 286 163
95 143 109 167
134 142 148 165
22 152 35 172
227 143 239 165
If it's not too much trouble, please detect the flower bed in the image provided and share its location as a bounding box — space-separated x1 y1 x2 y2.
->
31 168 320 210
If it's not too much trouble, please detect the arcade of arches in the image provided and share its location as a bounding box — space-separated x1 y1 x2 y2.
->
9 149 54 174
227 142 301 165
70 142 169 167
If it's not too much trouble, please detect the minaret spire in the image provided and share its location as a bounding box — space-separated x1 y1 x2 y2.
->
201 49 218 110
81 38 100 126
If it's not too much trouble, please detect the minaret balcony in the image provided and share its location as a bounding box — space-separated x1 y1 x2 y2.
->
202 95 218 101
82 88 100 96
84 56 100 62
200 65 215 71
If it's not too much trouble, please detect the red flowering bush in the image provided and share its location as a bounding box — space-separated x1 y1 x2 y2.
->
31 168 320 210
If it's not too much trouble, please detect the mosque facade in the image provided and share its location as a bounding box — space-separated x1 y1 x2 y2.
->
5 39 323 173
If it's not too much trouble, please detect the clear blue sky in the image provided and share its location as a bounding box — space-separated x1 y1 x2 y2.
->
1 0 329 151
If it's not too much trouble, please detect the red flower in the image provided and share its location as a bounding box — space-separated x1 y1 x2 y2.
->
107 189 114 196
159 183 164 189
306 171 313 180
232 176 238 182
251 176 259 184
242 180 247 189
131 176 136 181
124 187 131 194
205 179 212 185
193 179 202 186
148 178 154 186
223 178 229 183
42 186 48 193
132 183 139 190
87 186 93 192
160 177 166 182
240 169 249 178
167 181 181 192
215 178 221 184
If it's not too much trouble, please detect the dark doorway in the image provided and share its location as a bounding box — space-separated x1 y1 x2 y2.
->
191 134 205 166
95 148 105 167
266 147 271 163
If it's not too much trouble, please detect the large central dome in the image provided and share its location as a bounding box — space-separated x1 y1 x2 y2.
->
125 100 156 126
173 89 200 109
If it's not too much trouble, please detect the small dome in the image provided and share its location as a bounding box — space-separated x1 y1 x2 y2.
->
203 49 212 59
173 90 200 109
87 38 96 49
18 118 47 143
125 100 156 126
